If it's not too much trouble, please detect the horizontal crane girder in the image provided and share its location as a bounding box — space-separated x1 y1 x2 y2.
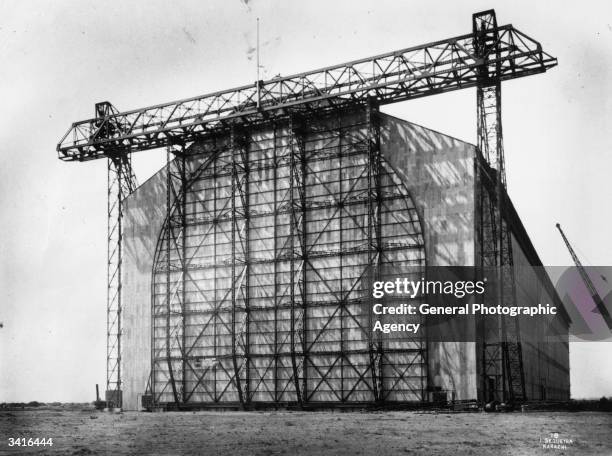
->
57 23 556 161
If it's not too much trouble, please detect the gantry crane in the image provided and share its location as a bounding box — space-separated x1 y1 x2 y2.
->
556 223 612 330
57 10 556 408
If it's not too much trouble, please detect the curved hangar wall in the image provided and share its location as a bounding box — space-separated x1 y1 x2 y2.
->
121 108 477 410
153 108 427 408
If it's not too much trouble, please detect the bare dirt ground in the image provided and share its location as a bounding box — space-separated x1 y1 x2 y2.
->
1 408 611 456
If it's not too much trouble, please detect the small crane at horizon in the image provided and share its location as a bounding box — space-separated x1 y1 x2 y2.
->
556 223 612 330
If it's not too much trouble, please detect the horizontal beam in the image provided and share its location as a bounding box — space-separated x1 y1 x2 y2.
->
57 23 556 161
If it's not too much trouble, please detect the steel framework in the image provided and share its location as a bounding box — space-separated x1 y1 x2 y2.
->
57 10 557 407
474 11 526 404
150 108 427 407
98 102 138 408
57 12 556 161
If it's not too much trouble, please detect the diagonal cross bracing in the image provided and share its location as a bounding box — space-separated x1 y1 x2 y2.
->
150 108 427 407
57 19 556 161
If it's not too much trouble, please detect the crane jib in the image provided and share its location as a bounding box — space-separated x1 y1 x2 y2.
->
56 20 557 161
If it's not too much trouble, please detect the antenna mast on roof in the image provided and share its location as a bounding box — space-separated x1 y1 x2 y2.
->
256 17 261 108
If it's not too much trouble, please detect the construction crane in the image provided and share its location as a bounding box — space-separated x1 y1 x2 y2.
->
57 10 556 408
57 17 555 161
556 223 612 330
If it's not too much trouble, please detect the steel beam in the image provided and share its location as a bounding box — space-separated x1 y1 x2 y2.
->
273 124 280 404
288 115 306 406
230 126 250 407
365 100 384 403
57 15 556 161
163 143 186 408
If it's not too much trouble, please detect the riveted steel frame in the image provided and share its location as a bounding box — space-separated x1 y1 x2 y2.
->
365 99 384 403
57 17 556 161
288 115 307 406
230 126 250 407
102 101 138 409
149 107 427 408
56 11 559 409
163 142 188 407
474 10 526 404
151 139 225 408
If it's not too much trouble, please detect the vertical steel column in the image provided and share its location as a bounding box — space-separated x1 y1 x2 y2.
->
474 9 526 403
230 127 246 407
106 153 136 409
179 147 187 404
229 127 251 407
242 132 251 406
338 114 345 402
288 115 306 405
98 99 138 411
164 144 186 408
366 99 384 403
299 123 308 403
273 124 279 403
213 152 218 402
106 157 121 408
475 10 505 404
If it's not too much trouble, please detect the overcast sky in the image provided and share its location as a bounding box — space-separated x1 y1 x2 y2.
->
1 0 611 402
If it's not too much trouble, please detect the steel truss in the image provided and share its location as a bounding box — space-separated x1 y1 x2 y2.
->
101 100 138 408
57 14 556 161
150 106 427 408
474 11 526 404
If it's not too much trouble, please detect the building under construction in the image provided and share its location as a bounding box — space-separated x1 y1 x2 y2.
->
57 10 570 410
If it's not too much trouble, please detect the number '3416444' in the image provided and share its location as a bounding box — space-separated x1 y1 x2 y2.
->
8 438 53 447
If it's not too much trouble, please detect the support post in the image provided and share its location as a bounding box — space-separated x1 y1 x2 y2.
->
178 147 188 404
230 126 250 408
288 115 306 406
474 10 526 404
273 124 279 403
366 98 384 403
106 152 136 409
100 99 137 410
163 143 188 408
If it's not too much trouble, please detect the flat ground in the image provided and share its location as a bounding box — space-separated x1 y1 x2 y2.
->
1 408 611 455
